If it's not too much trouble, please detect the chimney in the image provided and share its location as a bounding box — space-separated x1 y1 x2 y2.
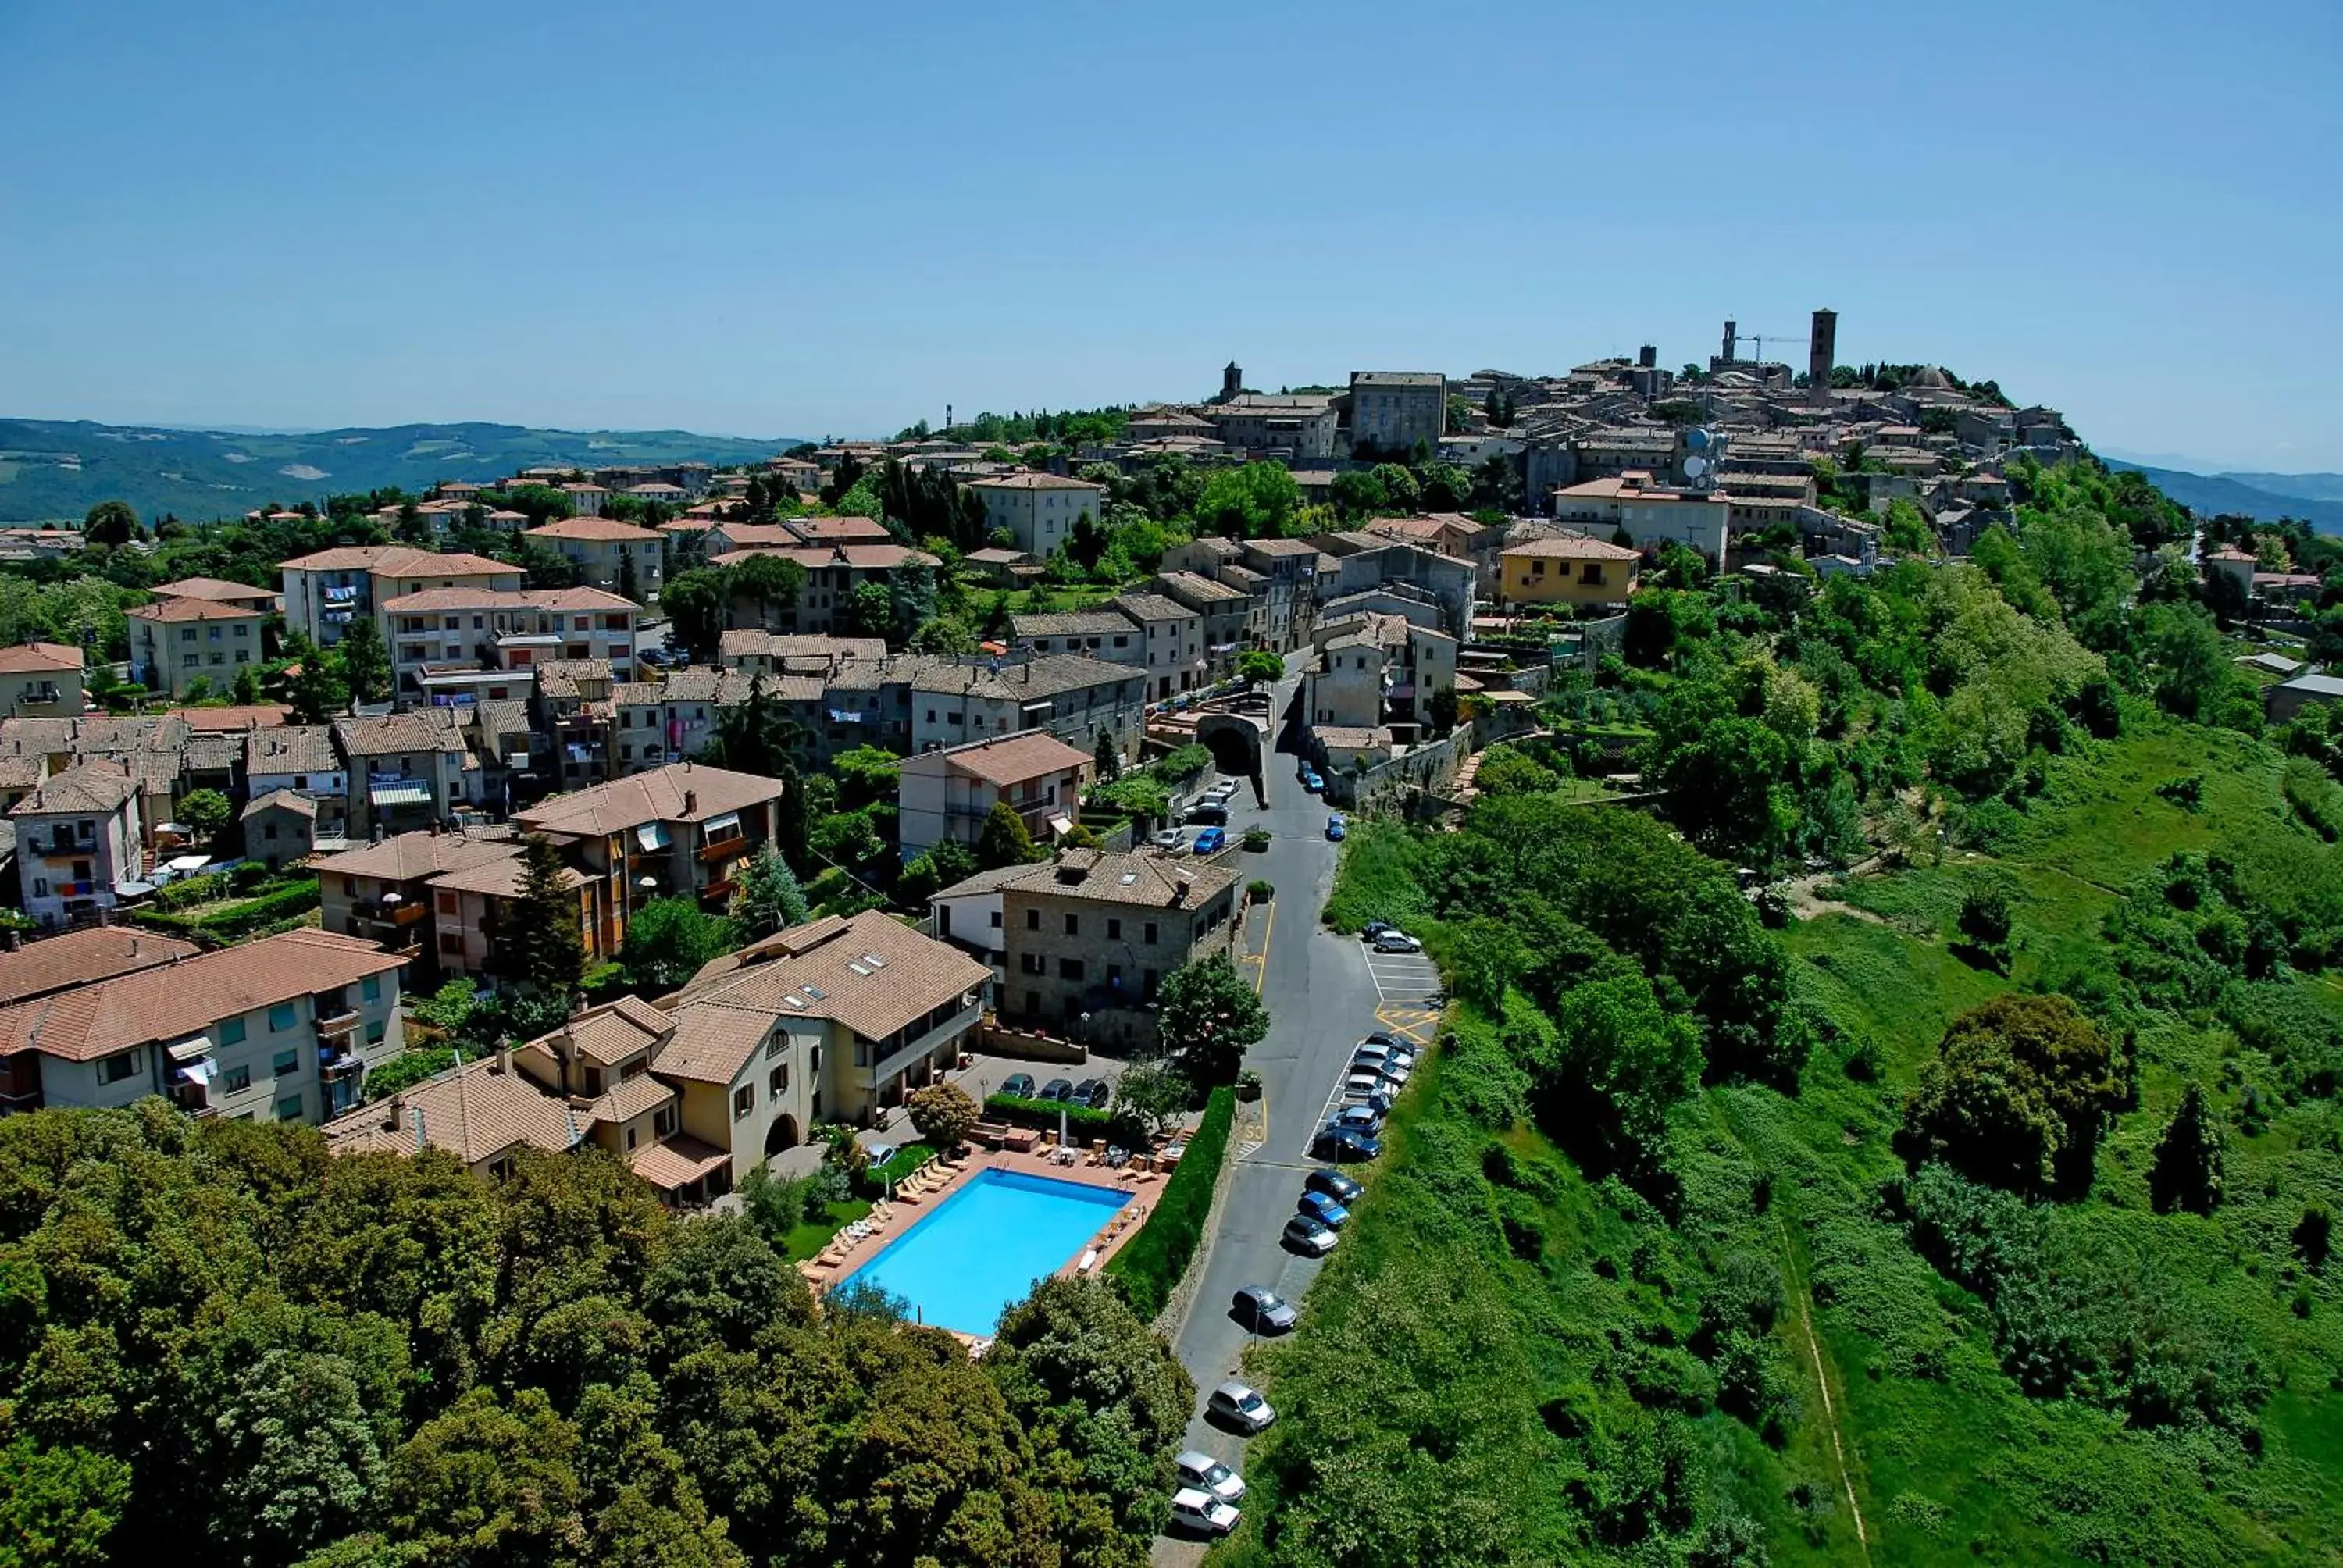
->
411 1106 426 1150
494 1043 512 1075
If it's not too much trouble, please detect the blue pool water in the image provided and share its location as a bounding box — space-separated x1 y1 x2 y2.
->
836 1168 1131 1336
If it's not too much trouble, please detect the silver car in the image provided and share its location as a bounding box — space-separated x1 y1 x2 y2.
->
1208 1380 1276 1432
1175 1450 1246 1503
1232 1285 1297 1334
1283 1213 1339 1256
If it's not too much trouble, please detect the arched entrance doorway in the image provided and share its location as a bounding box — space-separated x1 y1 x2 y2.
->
764 1114 802 1156
1195 712 1265 796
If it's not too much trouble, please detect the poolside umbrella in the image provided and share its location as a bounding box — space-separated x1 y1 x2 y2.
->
1059 1107 1068 1153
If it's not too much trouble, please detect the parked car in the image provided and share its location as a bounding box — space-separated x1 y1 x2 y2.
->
1302 769 1325 793
1072 1078 1111 1110
1306 1168 1364 1205
1149 829 1186 852
863 1141 898 1170
1325 813 1346 841
1371 930 1423 953
1360 921 1396 942
1039 1078 1075 1103
1185 802 1229 825
1343 1071 1400 1102
1333 1103 1386 1135
1231 1285 1297 1334
1352 1042 1414 1072
1298 1190 1350 1228
1207 779 1240 802
1312 1124 1382 1161
1175 1451 1246 1504
1193 826 1228 854
1351 1052 1410 1085
1207 1380 1277 1433
1168 1488 1240 1537
1283 1213 1339 1256
1001 1072 1036 1099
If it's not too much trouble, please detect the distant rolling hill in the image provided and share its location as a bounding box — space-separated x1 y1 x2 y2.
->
2102 459 2343 534
0 419 800 524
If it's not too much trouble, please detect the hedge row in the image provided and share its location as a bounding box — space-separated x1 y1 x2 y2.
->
1104 1085 1236 1320
982 1091 1147 1144
132 879 320 940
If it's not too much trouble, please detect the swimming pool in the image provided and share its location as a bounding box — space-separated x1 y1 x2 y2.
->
836 1168 1131 1336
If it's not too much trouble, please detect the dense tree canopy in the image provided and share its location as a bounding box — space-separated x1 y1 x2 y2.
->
0 1106 1188 1567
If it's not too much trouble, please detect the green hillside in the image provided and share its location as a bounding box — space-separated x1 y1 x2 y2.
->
0 418 799 523
1221 462 2343 1566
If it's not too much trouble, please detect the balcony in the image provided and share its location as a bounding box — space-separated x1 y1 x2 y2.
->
697 833 747 864
316 1009 362 1039
355 900 427 929
868 995 984 1085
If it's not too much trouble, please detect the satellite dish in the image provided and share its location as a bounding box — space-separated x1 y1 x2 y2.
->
1684 455 1710 479
1685 428 1710 452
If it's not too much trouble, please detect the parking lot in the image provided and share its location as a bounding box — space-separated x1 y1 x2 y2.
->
1361 945 1441 1003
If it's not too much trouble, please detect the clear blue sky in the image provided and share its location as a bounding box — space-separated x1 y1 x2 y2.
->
3 1 2337 471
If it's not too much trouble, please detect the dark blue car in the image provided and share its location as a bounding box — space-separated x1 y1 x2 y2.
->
1297 1191 1350 1228
1311 1124 1382 1161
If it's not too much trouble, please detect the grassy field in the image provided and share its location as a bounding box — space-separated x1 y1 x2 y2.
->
778 1197 872 1262
1241 720 2343 1565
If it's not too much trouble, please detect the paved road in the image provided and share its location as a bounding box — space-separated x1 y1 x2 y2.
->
1153 672 1443 1558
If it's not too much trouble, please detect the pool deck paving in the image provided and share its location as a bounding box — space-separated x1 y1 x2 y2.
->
797 1140 1180 1338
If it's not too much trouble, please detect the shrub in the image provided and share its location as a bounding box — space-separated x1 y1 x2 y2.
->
1243 827 1271 851
1104 1086 1234 1319
905 1082 980 1149
1246 879 1274 901
984 1092 1143 1146
131 878 319 939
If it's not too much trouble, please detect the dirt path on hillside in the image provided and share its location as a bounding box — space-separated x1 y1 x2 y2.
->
1777 1213 1872 1565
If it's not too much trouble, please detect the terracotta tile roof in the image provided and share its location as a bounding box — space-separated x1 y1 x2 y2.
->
0 929 408 1064
379 586 637 614
718 630 887 664
786 515 894 542
1154 571 1247 605
651 1002 774 1085
585 1071 675 1124
164 704 290 732
532 659 612 701
902 653 1137 701
929 731 1092 787
548 995 672 1067
426 851 583 900
708 544 938 572
1112 593 1193 623
150 576 277 604
524 516 662 543
1503 533 1641 560
9 761 135 816
241 788 316 821
515 762 782 838
248 725 341 775
629 1133 732 1189
283 546 515 576
332 711 469 758
1314 725 1393 749
184 732 248 773
953 848 1239 911
664 910 987 1080
964 472 1106 492
0 642 84 675
127 597 265 624
312 826 519 884
0 926 200 1006
1012 611 1136 640
323 1056 583 1165
0 716 191 760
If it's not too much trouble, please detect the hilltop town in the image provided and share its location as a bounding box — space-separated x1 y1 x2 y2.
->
2 317 2341 1567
